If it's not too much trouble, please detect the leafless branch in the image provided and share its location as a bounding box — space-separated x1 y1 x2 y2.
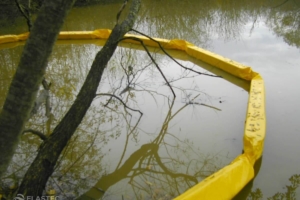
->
55 134 80 172
96 93 143 116
15 0 32 31
49 177 67 197
104 76 125 106
130 29 222 78
272 0 290 8
57 132 98 180
167 74 199 85
116 0 129 24
119 36 176 98
249 17 258 37
187 102 221 111
22 129 47 140
115 107 143 171
118 62 155 98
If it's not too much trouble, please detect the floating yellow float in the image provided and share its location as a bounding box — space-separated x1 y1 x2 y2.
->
0 29 266 200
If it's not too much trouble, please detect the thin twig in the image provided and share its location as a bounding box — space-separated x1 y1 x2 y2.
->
115 108 143 171
50 177 67 198
104 76 125 106
272 0 290 8
130 29 222 78
55 134 80 172
187 102 221 111
15 0 32 31
116 0 128 24
58 132 98 180
119 64 154 96
119 36 176 98
249 17 257 37
23 129 47 140
152 152 198 183
97 93 143 116
167 74 199 85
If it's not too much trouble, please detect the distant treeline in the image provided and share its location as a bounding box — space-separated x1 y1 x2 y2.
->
0 0 122 19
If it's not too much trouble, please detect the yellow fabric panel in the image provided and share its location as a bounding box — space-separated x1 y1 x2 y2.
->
92 29 111 39
119 36 258 81
174 154 254 200
244 75 266 164
122 33 171 48
58 29 112 40
165 39 191 51
161 39 258 81
58 31 96 39
0 33 29 45
186 46 258 81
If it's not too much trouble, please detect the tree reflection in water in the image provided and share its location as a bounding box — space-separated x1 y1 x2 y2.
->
78 98 222 200
237 174 300 200
1 0 300 199
0 42 225 199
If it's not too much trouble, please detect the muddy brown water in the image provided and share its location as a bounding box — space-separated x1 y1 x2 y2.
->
0 1 300 199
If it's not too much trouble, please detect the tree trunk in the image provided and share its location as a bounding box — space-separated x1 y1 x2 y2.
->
17 0 141 197
0 0 75 177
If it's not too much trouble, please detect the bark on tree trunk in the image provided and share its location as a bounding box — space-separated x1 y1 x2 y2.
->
0 0 75 177
17 0 141 197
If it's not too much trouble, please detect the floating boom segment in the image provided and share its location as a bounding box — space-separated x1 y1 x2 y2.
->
0 29 266 200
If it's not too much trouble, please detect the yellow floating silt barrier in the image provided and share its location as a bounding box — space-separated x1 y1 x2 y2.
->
0 29 266 200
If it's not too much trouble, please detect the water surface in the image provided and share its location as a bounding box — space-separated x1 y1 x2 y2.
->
1 0 300 199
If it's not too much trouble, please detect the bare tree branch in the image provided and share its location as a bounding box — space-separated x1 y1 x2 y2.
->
22 129 47 141
114 106 143 171
15 0 32 31
57 132 98 180
116 0 128 24
273 0 290 8
119 36 176 98
187 101 221 111
96 93 143 116
249 17 258 37
130 29 222 78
